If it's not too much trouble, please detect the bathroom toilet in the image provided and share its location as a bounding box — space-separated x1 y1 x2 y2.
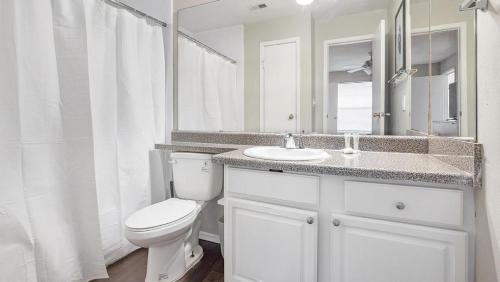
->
125 153 222 282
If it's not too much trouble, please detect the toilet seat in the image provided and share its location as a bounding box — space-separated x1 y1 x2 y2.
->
125 198 198 232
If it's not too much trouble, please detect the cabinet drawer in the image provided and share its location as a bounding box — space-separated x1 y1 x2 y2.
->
225 167 319 205
344 181 464 226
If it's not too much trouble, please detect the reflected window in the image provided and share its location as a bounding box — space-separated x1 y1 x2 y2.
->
445 68 457 120
337 82 373 134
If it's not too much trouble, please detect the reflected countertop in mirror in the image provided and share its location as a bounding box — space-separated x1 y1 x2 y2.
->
173 0 476 139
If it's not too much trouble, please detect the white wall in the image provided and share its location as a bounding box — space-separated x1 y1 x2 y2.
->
476 0 500 281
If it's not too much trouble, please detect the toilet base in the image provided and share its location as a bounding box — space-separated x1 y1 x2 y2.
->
185 245 204 274
144 241 204 282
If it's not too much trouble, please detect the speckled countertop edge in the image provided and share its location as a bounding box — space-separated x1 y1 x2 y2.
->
428 137 483 188
155 142 250 154
156 135 480 188
164 132 483 188
211 149 474 188
171 131 429 153
155 142 475 188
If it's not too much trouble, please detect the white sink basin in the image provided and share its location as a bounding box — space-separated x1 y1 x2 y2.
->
243 146 330 161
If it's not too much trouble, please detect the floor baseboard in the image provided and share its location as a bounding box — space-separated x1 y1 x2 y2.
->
199 231 220 244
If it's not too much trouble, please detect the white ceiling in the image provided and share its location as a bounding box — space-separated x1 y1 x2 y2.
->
329 41 372 72
412 30 457 65
179 0 391 33
314 0 391 22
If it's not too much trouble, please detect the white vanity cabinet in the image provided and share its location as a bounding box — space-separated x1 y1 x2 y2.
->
225 198 318 282
223 166 472 282
329 214 468 282
224 167 319 282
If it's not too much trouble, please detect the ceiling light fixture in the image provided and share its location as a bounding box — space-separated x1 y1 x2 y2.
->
296 0 314 6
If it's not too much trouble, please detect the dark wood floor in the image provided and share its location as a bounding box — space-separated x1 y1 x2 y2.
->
93 240 223 282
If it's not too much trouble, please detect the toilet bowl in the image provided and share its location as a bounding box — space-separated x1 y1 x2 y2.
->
125 153 222 282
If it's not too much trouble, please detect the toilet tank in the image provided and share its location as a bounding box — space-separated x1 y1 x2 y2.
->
170 153 223 201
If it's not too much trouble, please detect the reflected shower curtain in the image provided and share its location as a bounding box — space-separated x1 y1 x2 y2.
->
178 36 240 131
0 0 165 281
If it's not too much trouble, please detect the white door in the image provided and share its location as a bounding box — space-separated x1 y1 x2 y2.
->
260 38 300 133
330 214 468 282
327 82 338 133
431 75 459 136
372 20 386 135
431 75 448 122
225 198 317 282
411 76 430 133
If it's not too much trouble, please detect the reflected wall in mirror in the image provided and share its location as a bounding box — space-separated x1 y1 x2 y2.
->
175 0 476 138
410 0 476 138
430 0 476 138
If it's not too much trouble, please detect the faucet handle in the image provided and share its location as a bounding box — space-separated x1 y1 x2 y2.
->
297 134 304 149
283 133 296 149
281 133 289 148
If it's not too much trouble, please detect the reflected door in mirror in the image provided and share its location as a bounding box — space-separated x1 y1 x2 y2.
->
260 38 300 133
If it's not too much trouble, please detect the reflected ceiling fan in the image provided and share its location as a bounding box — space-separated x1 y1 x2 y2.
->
345 52 372 75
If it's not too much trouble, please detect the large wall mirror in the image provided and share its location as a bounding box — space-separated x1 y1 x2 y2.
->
174 0 477 138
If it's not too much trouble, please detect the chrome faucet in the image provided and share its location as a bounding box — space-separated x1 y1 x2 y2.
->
282 133 304 149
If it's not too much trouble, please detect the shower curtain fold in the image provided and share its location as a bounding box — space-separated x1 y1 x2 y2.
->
0 0 166 281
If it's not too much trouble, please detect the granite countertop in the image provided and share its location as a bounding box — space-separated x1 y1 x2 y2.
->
212 149 474 187
155 141 250 154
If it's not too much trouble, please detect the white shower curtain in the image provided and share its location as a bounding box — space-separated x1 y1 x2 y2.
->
0 0 166 281
84 0 166 264
178 36 240 131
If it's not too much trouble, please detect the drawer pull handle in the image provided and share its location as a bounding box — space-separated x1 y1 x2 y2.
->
395 202 406 210
306 217 314 224
332 219 341 227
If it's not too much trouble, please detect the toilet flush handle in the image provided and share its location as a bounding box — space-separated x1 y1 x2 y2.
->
201 161 209 172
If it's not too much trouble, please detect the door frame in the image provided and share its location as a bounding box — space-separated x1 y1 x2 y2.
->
412 22 467 136
260 37 301 132
322 34 375 133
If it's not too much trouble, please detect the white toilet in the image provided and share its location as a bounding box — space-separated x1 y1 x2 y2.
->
125 152 222 282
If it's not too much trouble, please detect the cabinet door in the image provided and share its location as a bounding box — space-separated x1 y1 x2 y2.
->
330 214 468 282
225 198 318 282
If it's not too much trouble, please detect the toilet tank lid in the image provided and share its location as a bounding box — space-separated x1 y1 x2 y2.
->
170 152 213 160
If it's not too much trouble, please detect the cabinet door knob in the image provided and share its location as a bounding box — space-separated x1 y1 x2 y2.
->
332 219 341 227
395 202 406 210
306 217 314 224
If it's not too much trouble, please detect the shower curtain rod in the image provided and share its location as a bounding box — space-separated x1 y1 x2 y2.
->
103 0 236 64
178 31 237 64
104 0 167 27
